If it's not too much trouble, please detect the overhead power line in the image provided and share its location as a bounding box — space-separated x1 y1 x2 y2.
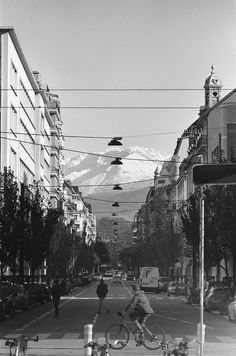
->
0 125 229 138
2 105 200 109
2 87 234 91
0 135 213 165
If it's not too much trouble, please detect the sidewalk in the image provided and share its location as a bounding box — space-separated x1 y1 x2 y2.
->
1 338 236 356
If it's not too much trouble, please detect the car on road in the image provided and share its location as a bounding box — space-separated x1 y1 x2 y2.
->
103 272 113 280
159 277 171 292
127 272 136 281
204 286 233 314
121 272 127 281
113 275 122 284
12 284 30 311
167 281 177 295
93 273 102 281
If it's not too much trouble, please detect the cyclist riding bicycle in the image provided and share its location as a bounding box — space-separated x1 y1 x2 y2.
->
123 284 154 330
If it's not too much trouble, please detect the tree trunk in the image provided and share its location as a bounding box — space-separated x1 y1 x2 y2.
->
232 249 236 293
192 245 198 289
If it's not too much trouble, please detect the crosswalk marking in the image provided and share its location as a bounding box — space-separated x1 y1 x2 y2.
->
217 336 236 343
67 296 127 299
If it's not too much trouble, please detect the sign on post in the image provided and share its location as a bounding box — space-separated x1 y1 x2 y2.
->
193 164 236 185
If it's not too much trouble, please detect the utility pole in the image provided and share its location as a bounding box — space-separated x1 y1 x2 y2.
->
19 182 25 283
199 187 205 356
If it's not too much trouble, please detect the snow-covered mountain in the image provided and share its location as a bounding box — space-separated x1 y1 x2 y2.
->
63 147 168 220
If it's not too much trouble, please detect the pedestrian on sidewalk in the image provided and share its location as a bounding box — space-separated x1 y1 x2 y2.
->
51 279 61 317
96 278 109 314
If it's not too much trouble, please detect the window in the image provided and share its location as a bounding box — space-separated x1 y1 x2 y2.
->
19 120 35 159
41 114 44 134
227 124 236 163
10 148 17 176
19 80 35 124
10 61 18 92
19 159 34 184
10 105 17 133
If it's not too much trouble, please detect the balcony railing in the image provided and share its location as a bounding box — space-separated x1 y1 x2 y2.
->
196 134 207 150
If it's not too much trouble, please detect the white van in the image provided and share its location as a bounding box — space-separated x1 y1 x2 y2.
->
139 266 160 293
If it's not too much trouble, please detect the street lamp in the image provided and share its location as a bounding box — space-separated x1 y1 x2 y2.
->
111 157 123 165
108 137 123 146
113 184 122 190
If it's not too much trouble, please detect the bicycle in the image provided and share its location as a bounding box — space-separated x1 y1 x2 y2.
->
156 339 197 355
0 335 39 356
84 339 110 356
105 311 165 350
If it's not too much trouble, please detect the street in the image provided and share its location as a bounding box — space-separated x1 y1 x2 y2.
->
1 281 236 355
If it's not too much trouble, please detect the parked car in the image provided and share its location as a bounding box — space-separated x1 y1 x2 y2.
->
0 282 15 321
227 296 236 322
40 283 51 302
158 277 171 292
24 283 44 305
204 286 233 314
60 278 73 295
167 281 177 295
12 284 30 311
80 273 91 286
127 272 136 281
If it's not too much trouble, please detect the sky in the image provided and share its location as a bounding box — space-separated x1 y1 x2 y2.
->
1 0 236 160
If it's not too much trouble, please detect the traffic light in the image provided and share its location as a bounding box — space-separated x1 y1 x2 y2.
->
193 164 236 185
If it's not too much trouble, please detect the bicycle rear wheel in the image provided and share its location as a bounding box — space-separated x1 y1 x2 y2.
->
105 323 129 349
143 320 165 350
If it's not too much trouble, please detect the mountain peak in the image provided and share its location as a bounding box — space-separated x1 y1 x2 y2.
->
63 147 169 219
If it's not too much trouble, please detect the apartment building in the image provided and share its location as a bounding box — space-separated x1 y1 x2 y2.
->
134 66 236 280
63 180 96 245
0 27 63 206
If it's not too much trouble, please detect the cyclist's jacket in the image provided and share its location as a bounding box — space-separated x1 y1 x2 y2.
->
130 290 154 314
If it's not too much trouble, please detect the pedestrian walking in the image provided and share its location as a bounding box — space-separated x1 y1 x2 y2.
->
96 278 109 314
51 279 61 317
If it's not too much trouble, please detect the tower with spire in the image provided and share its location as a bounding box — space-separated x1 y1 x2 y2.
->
204 65 222 108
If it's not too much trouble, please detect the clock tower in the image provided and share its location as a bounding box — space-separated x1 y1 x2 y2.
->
204 65 222 108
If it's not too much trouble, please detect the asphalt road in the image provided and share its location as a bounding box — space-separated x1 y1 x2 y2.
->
1 280 236 355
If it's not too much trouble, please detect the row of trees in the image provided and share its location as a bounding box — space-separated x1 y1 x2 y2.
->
0 167 111 283
119 184 236 291
180 185 236 289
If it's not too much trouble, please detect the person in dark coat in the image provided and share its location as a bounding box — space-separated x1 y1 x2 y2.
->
51 279 61 317
96 278 109 314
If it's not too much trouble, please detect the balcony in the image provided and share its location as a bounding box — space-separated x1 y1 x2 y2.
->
196 134 207 150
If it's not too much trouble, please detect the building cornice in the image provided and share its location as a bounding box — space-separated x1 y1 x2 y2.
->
0 27 39 92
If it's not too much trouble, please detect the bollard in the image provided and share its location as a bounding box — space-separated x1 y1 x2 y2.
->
196 323 205 356
84 324 93 356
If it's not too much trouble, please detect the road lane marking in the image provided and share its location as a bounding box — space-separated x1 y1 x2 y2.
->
62 333 80 339
166 317 178 321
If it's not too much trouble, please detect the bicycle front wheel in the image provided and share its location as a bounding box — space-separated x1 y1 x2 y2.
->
15 347 27 356
143 319 165 350
105 323 129 349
